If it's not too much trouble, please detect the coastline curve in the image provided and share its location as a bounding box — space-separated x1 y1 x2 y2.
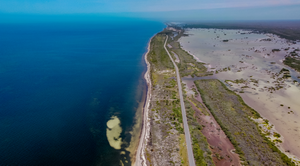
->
135 36 153 166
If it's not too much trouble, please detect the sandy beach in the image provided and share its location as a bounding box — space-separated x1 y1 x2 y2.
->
135 36 153 166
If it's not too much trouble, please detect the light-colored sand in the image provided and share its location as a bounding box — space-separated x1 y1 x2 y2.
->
106 116 122 150
125 77 146 164
135 36 153 166
171 51 180 63
180 28 300 162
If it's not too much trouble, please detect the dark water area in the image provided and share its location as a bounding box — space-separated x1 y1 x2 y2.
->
0 19 164 165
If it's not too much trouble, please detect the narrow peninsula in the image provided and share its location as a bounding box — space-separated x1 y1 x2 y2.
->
136 23 300 166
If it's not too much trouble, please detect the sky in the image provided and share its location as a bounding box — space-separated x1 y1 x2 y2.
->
0 0 300 21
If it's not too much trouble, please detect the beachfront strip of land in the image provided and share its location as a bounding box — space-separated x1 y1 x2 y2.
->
135 25 300 166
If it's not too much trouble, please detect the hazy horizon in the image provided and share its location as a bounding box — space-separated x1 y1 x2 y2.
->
1 0 300 23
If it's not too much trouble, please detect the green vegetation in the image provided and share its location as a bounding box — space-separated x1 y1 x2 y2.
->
272 49 281 52
179 134 189 166
148 32 174 72
250 78 259 84
182 22 300 41
161 28 214 165
289 49 299 57
225 78 248 84
216 66 232 73
284 56 300 72
282 49 300 72
145 30 190 165
194 79 295 166
145 149 152 166
188 97 209 116
274 132 281 138
162 25 297 165
167 30 212 77
184 97 214 166
279 68 291 79
147 26 297 165
279 68 289 73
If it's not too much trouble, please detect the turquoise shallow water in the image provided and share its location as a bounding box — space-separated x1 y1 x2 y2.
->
0 19 164 165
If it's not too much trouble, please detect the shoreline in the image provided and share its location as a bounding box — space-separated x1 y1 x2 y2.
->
180 27 300 164
135 36 153 166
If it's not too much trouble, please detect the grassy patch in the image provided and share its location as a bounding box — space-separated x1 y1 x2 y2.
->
188 97 209 116
179 134 189 166
225 78 248 84
195 79 295 166
145 29 188 165
145 148 152 166
283 56 300 72
166 30 211 77
148 34 174 71
185 97 214 165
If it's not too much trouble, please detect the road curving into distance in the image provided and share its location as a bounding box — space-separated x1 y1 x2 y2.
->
164 36 196 166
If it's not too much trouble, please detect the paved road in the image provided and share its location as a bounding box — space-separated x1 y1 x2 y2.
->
164 36 196 166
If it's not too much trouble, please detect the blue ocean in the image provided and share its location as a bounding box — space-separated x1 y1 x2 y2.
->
0 18 164 165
